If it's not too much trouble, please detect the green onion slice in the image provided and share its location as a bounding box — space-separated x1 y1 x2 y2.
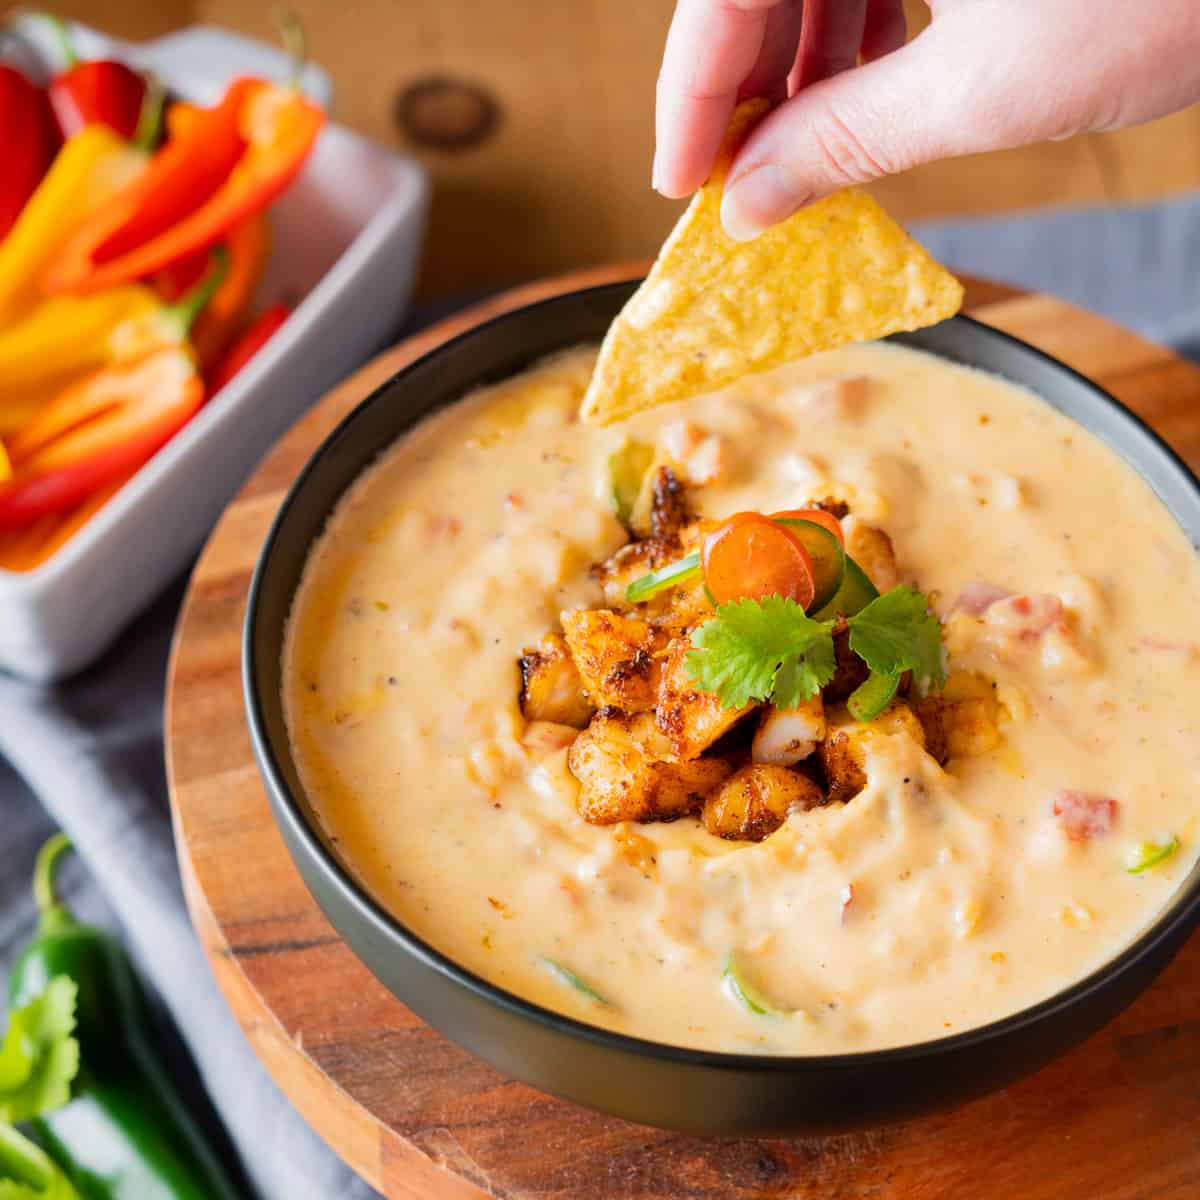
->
722 951 788 1018
625 550 701 603
1126 835 1181 875
539 957 613 1006
847 670 901 722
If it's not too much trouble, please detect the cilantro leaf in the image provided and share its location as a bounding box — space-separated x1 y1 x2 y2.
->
847 585 945 690
684 596 836 709
0 976 80 1124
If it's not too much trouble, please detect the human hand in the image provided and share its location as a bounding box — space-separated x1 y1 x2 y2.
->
653 0 1200 240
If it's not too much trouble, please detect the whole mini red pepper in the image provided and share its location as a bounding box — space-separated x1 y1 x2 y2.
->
0 65 60 242
44 14 148 141
209 301 290 391
44 77 322 294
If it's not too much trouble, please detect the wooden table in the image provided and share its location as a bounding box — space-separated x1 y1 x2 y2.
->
49 1 1200 296
165 267 1200 1199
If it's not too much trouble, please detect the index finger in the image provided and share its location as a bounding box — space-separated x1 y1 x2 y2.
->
653 0 792 198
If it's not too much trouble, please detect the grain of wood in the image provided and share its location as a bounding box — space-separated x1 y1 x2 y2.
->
166 267 1200 1199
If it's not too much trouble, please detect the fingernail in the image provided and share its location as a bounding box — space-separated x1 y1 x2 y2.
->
651 156 667 195
720 164 806 242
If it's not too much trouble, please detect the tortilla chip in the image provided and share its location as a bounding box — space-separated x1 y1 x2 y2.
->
580 99 963 425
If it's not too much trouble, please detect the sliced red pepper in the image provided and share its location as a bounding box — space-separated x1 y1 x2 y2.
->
152 247 210 302
702 512 816 609
0 349 202 530
0 428 174 530
0 66 60 242
209 302 290 391
50 59 145 139
42 15 155 143
152 216 271 369
42 81 253 294
0 470 132 571
45 79 322 294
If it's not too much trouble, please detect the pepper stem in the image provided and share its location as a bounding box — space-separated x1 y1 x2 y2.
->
33 831 75 936
0 1121 56 1189
43 12 78 68
132 75 167 151
273 8 308 91
165 245 230 335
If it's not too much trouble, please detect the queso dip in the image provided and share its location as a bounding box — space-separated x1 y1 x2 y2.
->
283 343 1199 1054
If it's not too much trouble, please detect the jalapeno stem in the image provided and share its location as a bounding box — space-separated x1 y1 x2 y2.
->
33 832 76 936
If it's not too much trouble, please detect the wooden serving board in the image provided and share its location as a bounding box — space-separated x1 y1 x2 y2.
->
165 266 1200 1200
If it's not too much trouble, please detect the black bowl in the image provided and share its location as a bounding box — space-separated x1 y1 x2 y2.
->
244 280 1200 1135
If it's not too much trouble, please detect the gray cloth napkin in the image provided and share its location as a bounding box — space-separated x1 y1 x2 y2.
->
912 191 1200 354
2 192 1199 1200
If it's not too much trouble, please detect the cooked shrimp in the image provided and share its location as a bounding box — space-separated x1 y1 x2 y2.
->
752 695 826 766
567 710 732 824
518 633 594 728
820 699 927 805
561 609 663 712
702 764 825 841
844 519 901 592
655 631 756 760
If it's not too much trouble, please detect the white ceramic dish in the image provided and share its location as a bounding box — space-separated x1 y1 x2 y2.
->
0 18 428 681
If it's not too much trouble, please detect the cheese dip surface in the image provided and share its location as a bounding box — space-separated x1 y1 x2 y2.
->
283 343 1200 1054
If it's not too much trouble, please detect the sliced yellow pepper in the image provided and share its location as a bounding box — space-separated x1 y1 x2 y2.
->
0 127 145 325
0 247 231 396
0 441 11 483
0 287 159 392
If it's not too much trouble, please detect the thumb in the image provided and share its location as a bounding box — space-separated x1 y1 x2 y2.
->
719 14 1065 241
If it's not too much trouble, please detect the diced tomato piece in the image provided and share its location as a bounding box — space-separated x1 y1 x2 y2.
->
985 593 1063 639
953 581 1012 617
1052 790 1119 842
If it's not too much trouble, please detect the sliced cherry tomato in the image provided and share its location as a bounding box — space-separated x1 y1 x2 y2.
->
770 507 845 546
702 512 815 608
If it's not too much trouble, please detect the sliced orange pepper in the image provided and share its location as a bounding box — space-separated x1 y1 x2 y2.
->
0 511 57 571
0 348 202 531
9 348 201 473
45 79 320 294
170 213 271 368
